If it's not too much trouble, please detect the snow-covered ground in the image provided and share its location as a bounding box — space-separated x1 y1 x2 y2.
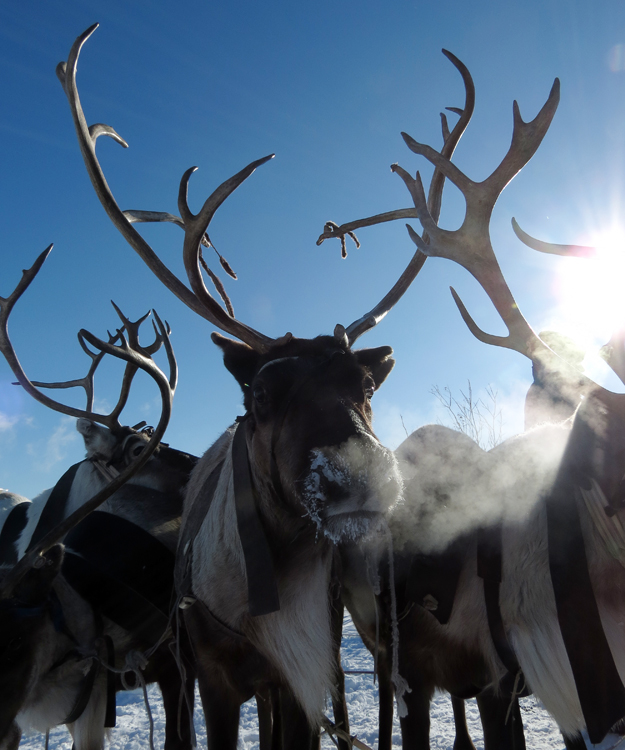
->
17 616 625 750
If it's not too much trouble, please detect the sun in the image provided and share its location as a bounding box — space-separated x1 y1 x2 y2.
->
551 227 625 351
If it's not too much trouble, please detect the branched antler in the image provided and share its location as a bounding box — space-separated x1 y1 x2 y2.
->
394 79 561 362
0 248 177 596
58 25 277 352
317 50 475 346
1 246 175 434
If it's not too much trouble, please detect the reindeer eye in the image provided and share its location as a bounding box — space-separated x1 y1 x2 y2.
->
125 439 146 462
253 385 268 406
364 379 375 400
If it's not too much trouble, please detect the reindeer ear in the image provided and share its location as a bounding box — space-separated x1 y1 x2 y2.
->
211 333 261 393
14 545 64 606
76 418 98 453
355 346 395 390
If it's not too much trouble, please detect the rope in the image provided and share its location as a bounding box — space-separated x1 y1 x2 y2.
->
505 670 526 725
171 598 197 749
321 715 374 750
381 520 411 718
98 649 155 750
365 548 381 686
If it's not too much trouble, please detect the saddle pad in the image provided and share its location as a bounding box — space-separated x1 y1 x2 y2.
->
64 511 175 643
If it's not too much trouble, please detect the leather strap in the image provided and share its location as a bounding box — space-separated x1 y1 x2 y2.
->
174 460 225 598
477 525 522 677
0 501 30 565
547 462 625 743
232 419 280 616
27 462 84 552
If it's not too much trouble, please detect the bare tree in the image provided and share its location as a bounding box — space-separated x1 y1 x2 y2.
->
430 381 503 449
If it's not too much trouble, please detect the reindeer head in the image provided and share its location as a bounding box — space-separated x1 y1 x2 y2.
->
214 333 399 541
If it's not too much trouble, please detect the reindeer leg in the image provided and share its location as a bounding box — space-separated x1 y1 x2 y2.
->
256 689 273 750
561 732 587 750
270 686 283 750
377 650 395 750
397 663 433 750
0 722 21 750
155 647 195 750
451 697 476 750
196 669 241 750
330 594 350 750
276 687 320 750
183 607 241 750
476 689 525 750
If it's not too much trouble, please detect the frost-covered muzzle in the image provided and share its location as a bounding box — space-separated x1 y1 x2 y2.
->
301 433 402 543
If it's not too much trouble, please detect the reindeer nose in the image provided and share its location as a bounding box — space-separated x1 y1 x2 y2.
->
318 474 352 505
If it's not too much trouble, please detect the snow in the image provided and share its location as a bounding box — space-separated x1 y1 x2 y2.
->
17 616 625 750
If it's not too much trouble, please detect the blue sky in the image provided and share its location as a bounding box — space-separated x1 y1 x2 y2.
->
2 0 625 499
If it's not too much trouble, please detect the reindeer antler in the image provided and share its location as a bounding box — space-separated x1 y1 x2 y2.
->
317 50 476 346
0 245 175 434
0 248 177 597
57 24 278 353
392 79 561 362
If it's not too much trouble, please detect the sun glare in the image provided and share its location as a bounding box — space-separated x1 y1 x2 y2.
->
551 228 625 351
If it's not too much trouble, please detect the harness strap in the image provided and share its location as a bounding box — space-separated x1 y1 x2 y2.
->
104 635 116 728
174 459 225 598
232 419 280 616
477 525 525 681
546 463 625 744
27 462 84 552
0 501 30 565
63 657 101 725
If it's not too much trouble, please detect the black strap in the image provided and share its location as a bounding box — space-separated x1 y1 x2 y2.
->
477 524 525 681
63 658 101 725
174 460 225 598
232 420 280 616
546 464 625 743
27 462 84 552
0 501 30 565
104 635 117 728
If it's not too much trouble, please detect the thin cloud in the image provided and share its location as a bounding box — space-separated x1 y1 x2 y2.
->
34 416 80 472
0 412 18 432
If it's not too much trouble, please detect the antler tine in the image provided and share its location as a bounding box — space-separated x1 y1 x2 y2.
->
0 249 170 433
511 218 597 258
332 50 475 346
58 25 276 353
99 302 176 424
151 309 178 392
123 210 237 316
0 312 176 598
30 327 124 413
316 49 475 254
395 79 562 362
0 246 113 428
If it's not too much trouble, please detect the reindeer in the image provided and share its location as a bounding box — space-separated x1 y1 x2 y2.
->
0 251 188 750
50 23 466 748
322 52 625 749
316 50 527 750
